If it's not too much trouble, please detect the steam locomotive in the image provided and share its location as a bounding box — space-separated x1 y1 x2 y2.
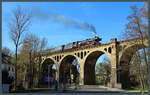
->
41 36 102 55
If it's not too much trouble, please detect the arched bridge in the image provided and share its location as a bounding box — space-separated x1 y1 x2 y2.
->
35 37 148 88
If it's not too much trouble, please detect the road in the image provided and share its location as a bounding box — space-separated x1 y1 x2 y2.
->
10 85 148 95
30 88 148 95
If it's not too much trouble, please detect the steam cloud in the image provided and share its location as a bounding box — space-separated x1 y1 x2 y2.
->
33 8 98 37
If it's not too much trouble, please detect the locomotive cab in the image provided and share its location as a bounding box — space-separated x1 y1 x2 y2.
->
94 36 102 42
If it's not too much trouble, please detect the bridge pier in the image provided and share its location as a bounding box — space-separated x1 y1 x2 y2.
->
79 60 84 85
110 38 119 88
84 59 96 85
118 61 130 89
55 63 59 81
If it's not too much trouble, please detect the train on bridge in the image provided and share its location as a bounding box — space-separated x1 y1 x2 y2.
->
40 36 102 55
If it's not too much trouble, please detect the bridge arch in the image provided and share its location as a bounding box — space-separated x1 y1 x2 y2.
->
41 57 57 65
119 42 148 64
59 55 80 84
118 42 148 88
83 50 111 85
40 58 57 88
59 54 79 65
84 49 111 61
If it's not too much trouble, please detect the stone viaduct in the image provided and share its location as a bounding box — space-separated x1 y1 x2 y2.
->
35 37 148 88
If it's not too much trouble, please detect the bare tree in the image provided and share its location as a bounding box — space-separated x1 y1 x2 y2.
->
36 37 48 87
40 38 48 51
125 5 148 69
130 50 148 93
23 33 40 88
8 6 31 89
22 33 48 88
122 4 148 93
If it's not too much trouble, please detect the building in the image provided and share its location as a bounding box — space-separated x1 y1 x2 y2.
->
2 53 15 93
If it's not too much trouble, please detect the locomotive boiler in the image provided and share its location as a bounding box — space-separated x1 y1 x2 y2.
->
40 36 102 55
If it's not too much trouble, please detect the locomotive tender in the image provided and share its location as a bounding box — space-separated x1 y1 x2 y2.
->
41 36 102 55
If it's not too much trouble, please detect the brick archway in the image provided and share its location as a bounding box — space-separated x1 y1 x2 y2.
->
40 58 56 88
59 55 80 84
118 42 148 88
83 50 111 85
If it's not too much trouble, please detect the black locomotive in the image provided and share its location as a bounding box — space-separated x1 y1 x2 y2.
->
41 36 102 55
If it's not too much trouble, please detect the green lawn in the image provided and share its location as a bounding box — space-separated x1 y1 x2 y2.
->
124 86 148 92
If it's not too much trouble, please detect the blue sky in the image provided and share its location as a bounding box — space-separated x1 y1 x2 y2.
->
2 2 144 63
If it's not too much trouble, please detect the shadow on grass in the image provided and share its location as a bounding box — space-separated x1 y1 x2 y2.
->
10 88 54 93
124 86 148 93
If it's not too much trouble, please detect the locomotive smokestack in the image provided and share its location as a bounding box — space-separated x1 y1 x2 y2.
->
91 25 98 38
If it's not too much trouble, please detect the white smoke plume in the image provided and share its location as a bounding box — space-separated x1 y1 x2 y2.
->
32 8 98 37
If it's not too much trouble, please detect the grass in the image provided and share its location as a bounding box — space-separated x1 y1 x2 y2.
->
10 88 54 93
124 86 148 92
77 84 84 87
